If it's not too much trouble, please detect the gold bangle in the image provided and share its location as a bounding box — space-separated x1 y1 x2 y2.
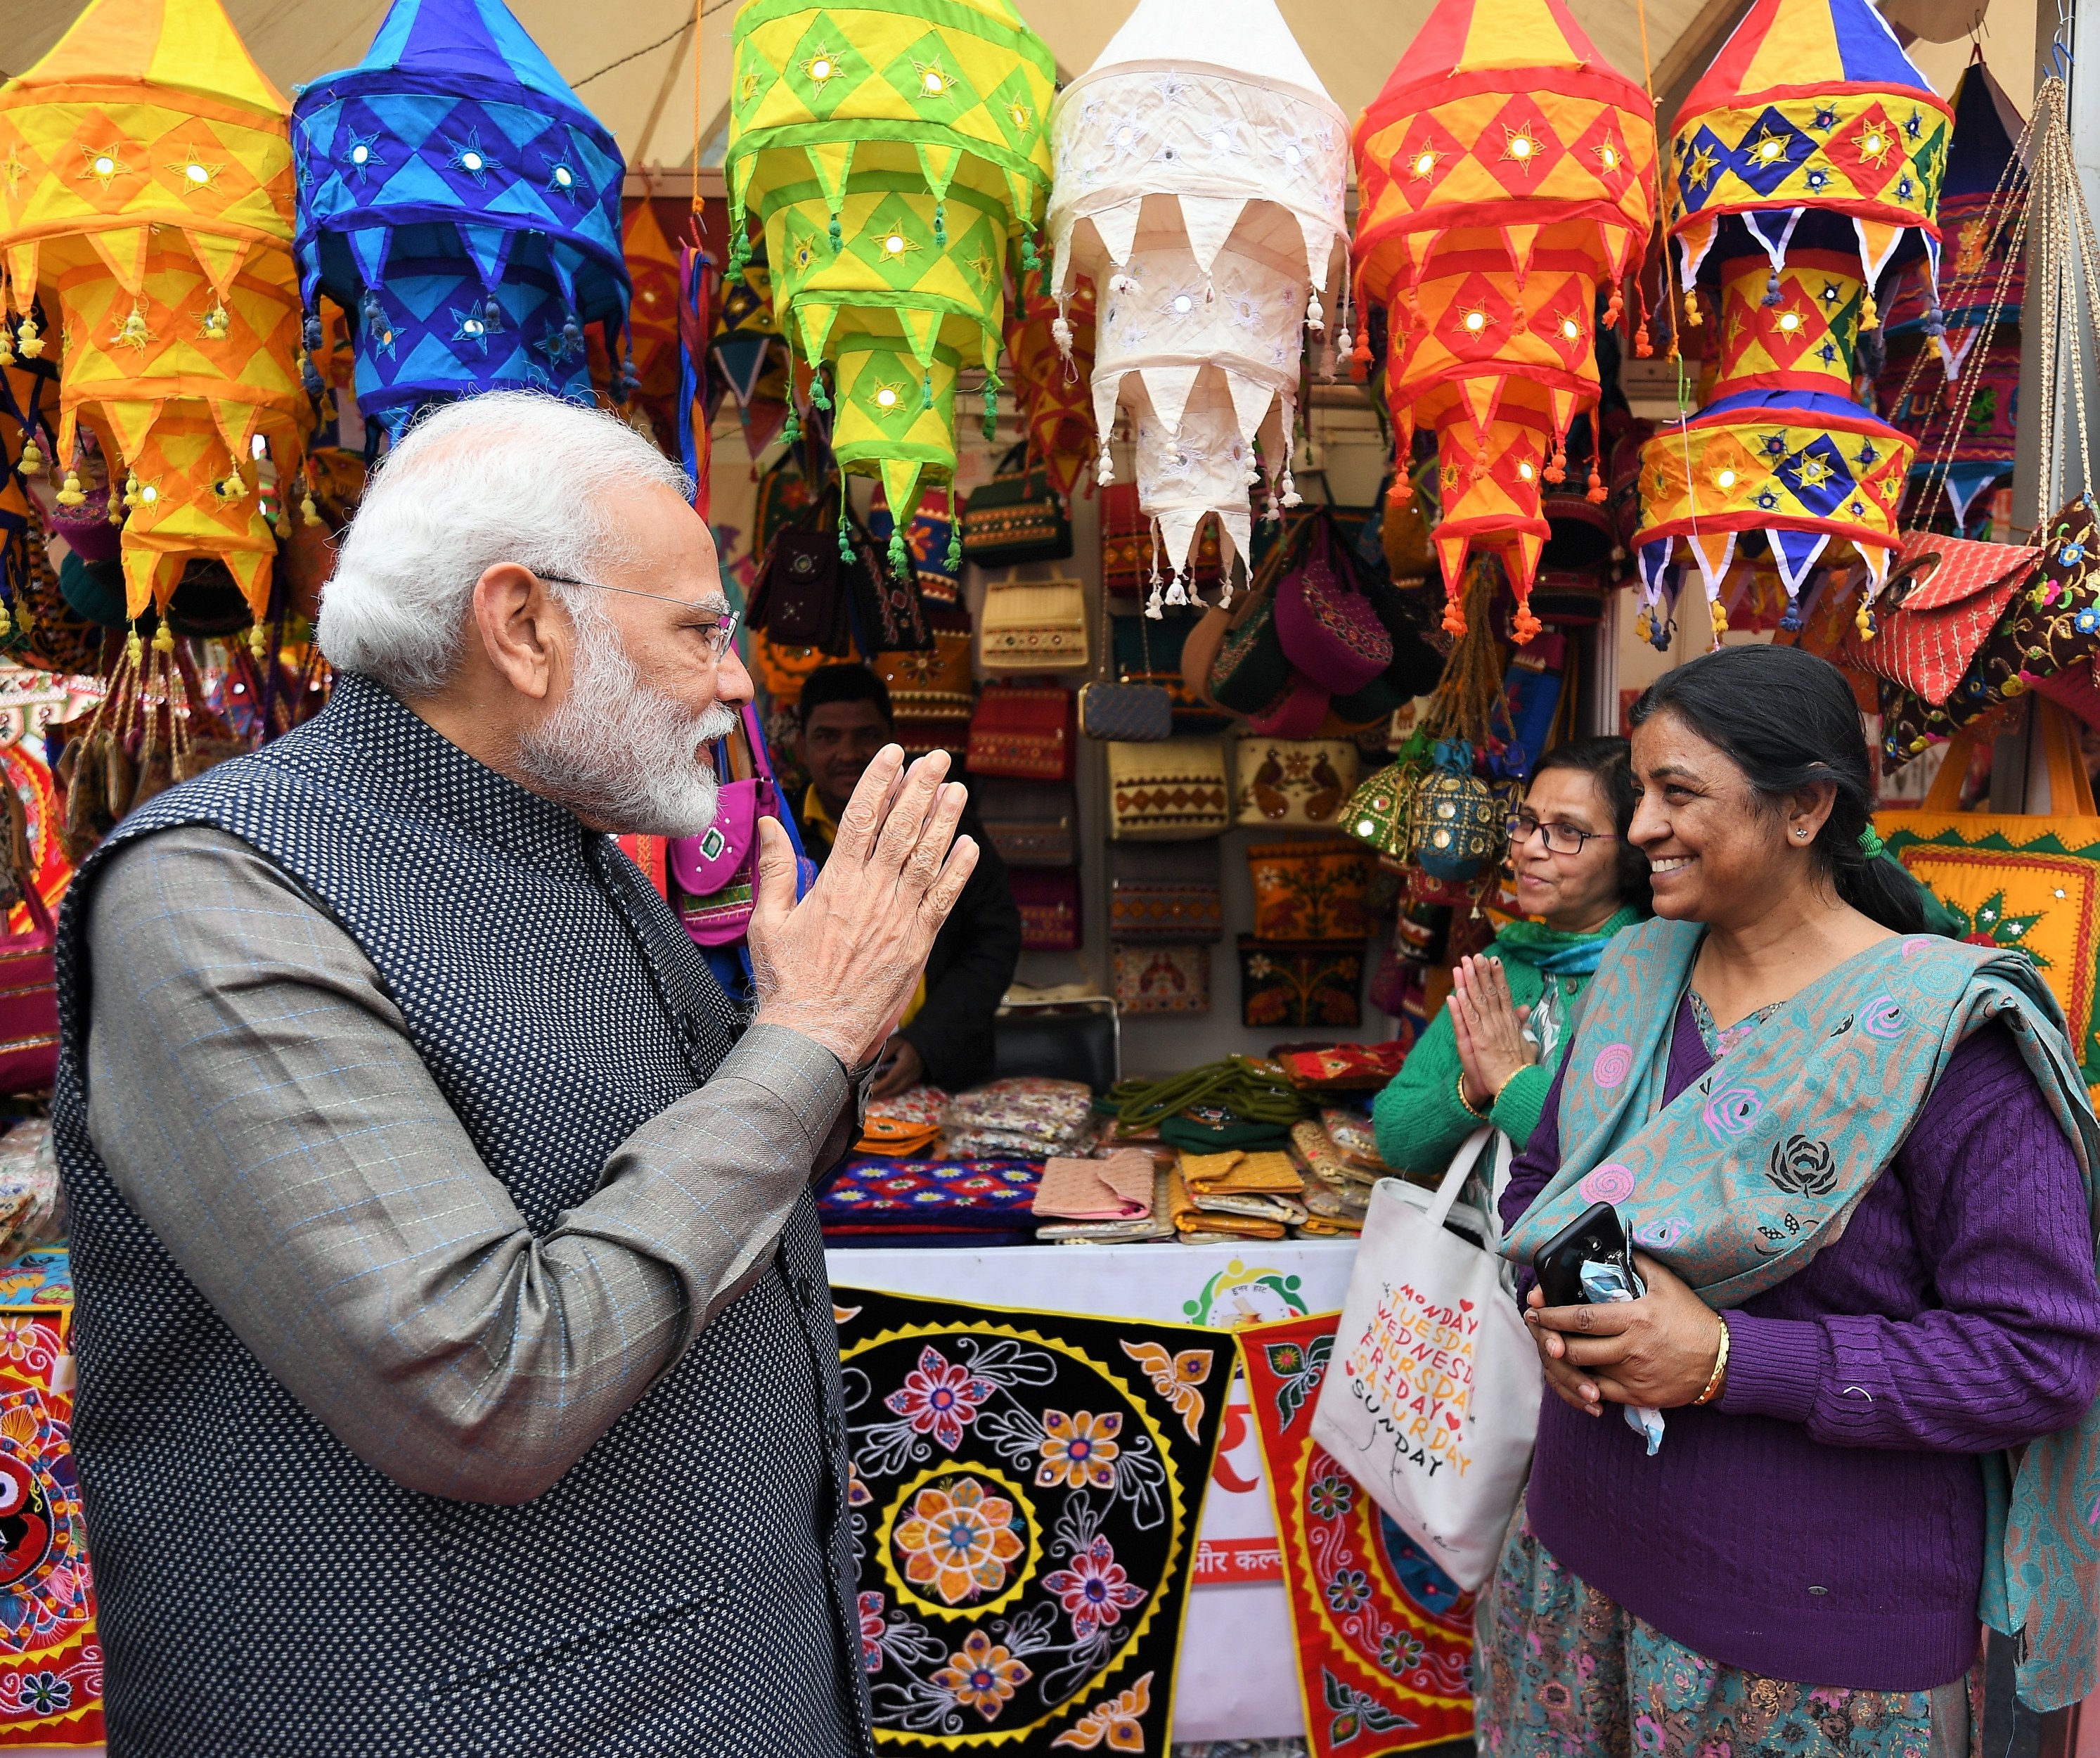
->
1455 1070 1487 1119
1691 1316 1732 1407
1492 1066 1525 1106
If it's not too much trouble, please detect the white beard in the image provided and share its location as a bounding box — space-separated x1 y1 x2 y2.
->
514 603 740 838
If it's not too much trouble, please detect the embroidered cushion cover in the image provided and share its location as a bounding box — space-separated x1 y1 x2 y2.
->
1238 937 1365 1029
837 1285 1230 1753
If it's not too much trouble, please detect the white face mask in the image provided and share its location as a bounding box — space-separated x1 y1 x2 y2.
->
513 596 740 838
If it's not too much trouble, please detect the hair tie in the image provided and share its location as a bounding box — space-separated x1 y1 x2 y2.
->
1857 826 1886 861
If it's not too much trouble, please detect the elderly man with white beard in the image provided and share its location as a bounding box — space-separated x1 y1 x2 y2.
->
52 393 970 1758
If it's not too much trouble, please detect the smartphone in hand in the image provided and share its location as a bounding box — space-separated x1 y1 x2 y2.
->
1531 1201 1632 1308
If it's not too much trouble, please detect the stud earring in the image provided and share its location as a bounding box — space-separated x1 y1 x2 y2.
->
1794 827 1810 838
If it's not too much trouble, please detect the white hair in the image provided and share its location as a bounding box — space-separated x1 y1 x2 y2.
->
318 391 694 698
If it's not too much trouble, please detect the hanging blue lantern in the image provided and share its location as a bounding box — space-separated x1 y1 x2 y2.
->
291 0 631 436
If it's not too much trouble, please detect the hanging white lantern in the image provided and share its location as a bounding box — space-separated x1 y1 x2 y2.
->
1046 0 1347 606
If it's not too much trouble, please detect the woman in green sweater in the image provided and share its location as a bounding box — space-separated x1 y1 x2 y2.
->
1373 738 1650 1174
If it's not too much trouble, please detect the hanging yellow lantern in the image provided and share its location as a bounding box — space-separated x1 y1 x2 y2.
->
0 0 307 623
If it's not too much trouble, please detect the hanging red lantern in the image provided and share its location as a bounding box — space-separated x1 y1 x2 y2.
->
1353 0 1657 642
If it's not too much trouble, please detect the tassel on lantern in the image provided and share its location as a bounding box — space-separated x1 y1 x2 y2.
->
1543 444 1566 485
1585 461 1605 503
15 316 39 359
56 470 84 506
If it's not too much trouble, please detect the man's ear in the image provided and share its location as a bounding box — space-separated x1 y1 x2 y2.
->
470 565 568 702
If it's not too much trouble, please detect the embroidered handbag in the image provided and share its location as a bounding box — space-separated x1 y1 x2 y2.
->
1011 867 1082 951
1107 738 1230 840
1245 674 1331 739
1341 738 1433 858
1207 592 1295 716
1113 943 1210 1015
1274 513 1392 694
1247 838 1375 942
1109 840 1223 942
1854 530 2041 705
868 485 961 610
875 610 977 724
979 573 1090 674
1232 738 1360 829
1100 483 1223 595
1409 740 1503 881
966 683 1076 781
666 701 816 948
1877 700 2100 1093
1886 498 2100 759
1237 937 1365 1029
976 781 1076 867
961 444 1073 568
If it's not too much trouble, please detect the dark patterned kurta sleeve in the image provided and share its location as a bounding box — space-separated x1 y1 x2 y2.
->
82 826 853 1504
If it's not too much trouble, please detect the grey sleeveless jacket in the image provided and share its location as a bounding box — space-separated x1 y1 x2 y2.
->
53 674 870 1756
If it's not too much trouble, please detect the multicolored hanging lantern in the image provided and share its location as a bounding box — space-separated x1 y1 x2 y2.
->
709 240 794 458
1047 0 1347 608
0 0 309 622
1633 0 1950 638
612 198 685 449
1353 0 1657 642
726 0 1055 575
1877 57 2023 532
291 0 633 437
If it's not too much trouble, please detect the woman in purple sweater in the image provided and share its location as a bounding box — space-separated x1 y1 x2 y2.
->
1485 644 2100 1755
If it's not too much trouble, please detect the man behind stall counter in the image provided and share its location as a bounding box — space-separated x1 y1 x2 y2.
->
795 663 1022 1099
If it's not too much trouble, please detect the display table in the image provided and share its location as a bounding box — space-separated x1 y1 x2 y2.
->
830 1238 1360 1743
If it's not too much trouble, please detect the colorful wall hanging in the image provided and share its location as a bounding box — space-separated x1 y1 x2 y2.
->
1353 0 1657 642
1047 0 1348 610
0 1246 105 1748
837 1284 1230 1752
1632 0 1951 640
1876 58 2023 532
726 0 1055 577
1238 1311 1473 1758
0 0 310 623
290 0 633 438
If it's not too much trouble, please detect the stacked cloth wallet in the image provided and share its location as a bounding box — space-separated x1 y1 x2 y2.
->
942 1077 1097 1161
1288 1119 1372 1233
1165 1148 1308 1240
1032 1148 1156 1220
854 1084 951 1157
817 1157 1041 1233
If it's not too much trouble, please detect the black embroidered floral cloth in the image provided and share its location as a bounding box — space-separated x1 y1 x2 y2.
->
835 1287 1231 1753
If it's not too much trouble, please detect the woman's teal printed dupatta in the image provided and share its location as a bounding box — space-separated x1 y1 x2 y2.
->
1503 917 2100 1712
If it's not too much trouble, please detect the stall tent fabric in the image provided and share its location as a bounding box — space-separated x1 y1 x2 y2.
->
837 1284 1230 1753
0 0 309 623
726 0 1055 579
1632 0 1950 640
1876 57 2023 532
1352 0 1657 643
290 0 633 438
1045 0 1348 609
1239 1310 1472 1758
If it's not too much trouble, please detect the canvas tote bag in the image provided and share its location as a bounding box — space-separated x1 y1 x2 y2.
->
1310 1127 1540 1591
